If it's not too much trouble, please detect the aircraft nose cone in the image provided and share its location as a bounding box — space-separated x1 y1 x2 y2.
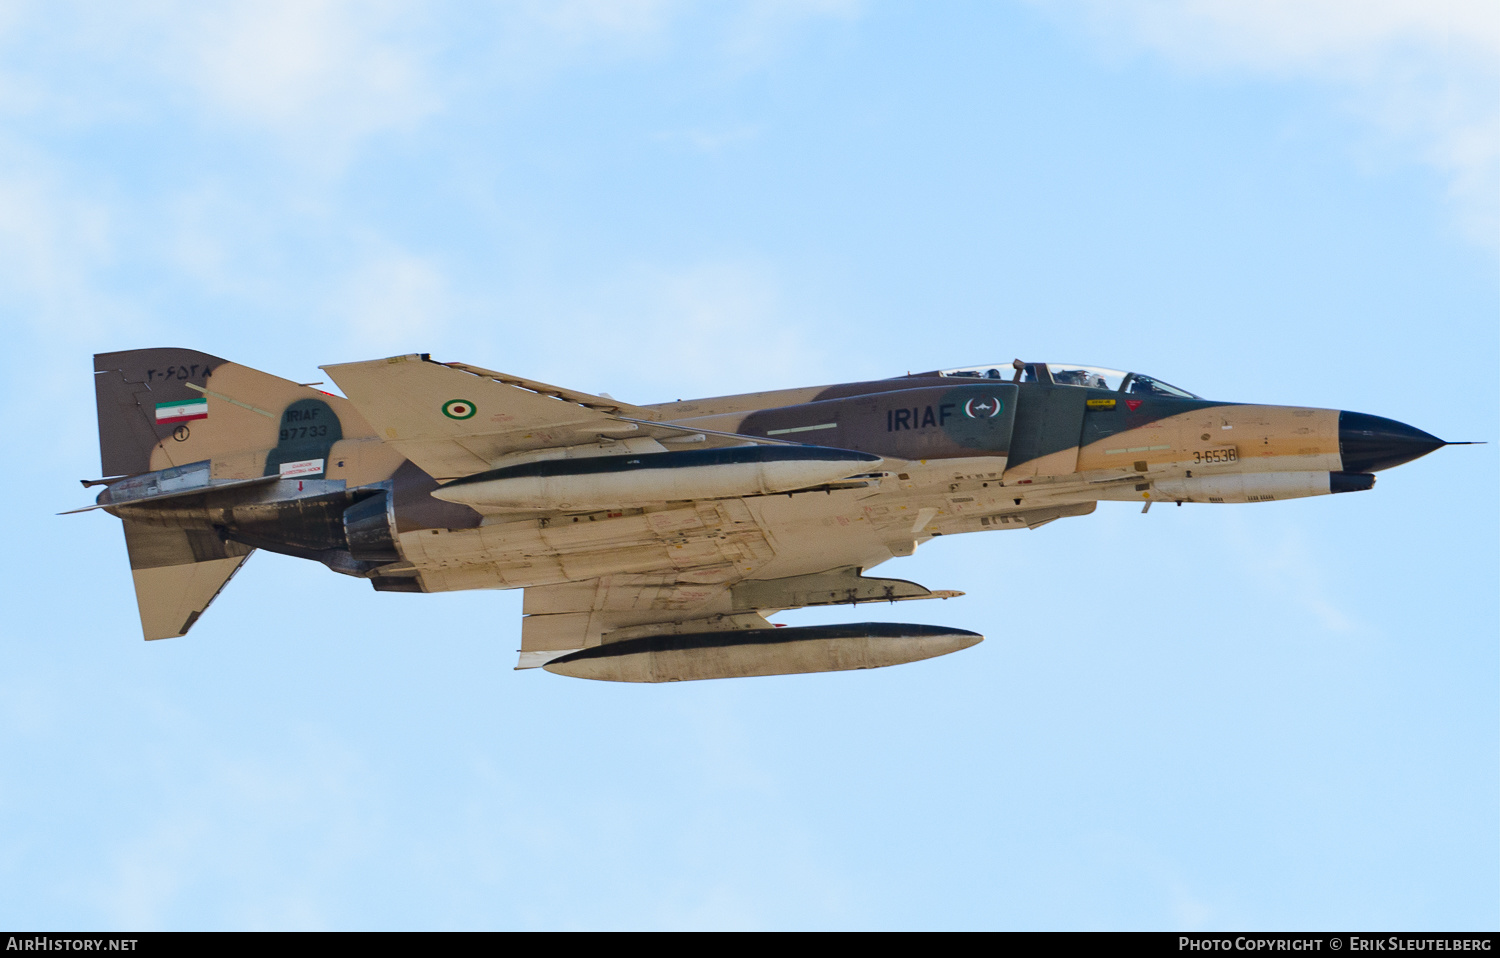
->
1339 411 1445 473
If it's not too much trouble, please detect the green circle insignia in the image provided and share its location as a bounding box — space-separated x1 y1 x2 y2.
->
442 399 477 420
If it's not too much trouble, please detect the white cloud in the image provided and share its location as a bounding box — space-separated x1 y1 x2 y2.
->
483 0 860 86
0 0 862 169
154 0 440 168
510 0 861 52
511 0 680 45
330 247 453 356
1040 0 1500 245
721 0 862 64
0 164 134 344
512 259 841 399
0 2 443 168
187 6 431 118
1228 516 1358 634
92 728 377 930
659 123 764 154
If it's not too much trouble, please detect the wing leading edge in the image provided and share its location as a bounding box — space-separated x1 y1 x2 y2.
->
321 354 781 481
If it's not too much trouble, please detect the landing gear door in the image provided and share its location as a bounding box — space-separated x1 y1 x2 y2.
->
1003 384 1088 478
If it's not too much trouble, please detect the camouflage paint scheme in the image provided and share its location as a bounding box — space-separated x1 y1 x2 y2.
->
82 349 1447 679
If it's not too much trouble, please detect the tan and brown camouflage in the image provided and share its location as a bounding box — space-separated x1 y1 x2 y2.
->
78 349 1452 681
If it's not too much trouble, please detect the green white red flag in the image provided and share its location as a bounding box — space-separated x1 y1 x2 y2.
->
155 397 208 424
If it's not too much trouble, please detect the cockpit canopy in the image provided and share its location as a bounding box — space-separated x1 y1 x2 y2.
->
936 361 1201 399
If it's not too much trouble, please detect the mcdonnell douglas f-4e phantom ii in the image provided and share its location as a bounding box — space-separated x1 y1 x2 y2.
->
75 349 1461 682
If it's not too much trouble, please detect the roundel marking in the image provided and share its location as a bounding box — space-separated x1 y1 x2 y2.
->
442 399 477 420
963 396 1003 419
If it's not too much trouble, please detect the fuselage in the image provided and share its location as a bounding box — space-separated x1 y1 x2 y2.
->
95 359 1445 602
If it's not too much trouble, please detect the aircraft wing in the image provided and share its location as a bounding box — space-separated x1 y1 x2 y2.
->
368 491 953 667
322 354 768 480
517 565 962 669
518 574 768 666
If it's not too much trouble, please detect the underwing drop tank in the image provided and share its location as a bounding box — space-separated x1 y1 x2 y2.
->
542 622 984 683
433 446 884 510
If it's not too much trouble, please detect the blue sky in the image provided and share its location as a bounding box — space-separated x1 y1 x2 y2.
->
1 0 1496 930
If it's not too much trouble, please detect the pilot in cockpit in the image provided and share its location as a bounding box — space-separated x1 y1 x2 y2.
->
1128 375 1168 396
1052 368 1108 389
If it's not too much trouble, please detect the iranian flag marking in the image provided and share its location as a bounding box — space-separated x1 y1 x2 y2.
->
155 397 208 424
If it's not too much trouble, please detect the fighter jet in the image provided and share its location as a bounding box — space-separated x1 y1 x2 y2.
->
73 349 1460 682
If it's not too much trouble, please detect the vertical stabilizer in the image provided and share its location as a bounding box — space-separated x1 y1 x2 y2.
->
94 348 229 477
92 348 377 640
93 347 375 478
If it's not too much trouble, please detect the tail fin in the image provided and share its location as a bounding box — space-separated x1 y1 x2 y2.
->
93 347 376 477
93 348 375 640
95 348 228 477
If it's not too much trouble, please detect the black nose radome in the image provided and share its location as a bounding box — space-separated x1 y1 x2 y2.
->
1339 412 1445 473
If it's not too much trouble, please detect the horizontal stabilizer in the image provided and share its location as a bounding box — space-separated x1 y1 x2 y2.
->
122 521 253 640
61 472 281 514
